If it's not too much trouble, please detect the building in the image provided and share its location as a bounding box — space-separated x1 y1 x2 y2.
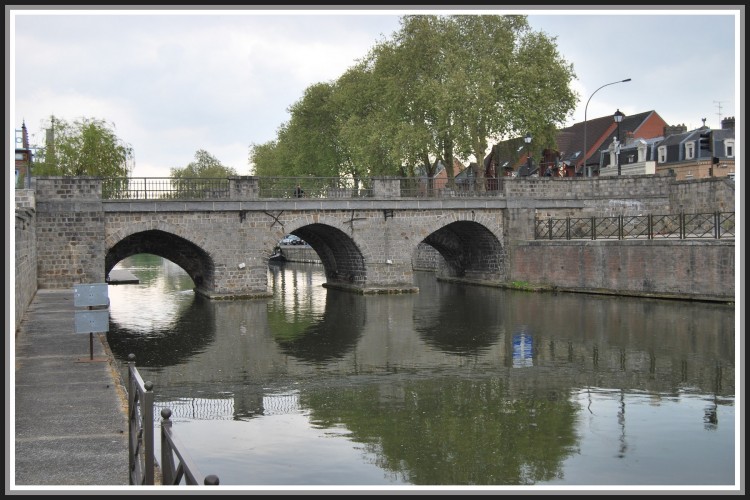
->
482 111 736 182
652 117 735 181
15 121 33 188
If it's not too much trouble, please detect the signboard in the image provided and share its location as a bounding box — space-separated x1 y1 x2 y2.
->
73 283 109 334
73 283 109 308
75 309 110 334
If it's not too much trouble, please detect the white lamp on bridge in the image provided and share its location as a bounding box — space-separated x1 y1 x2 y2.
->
524 133 532 175
613 109 624 176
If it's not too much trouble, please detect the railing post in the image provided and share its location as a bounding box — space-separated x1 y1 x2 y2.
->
566 217 571 240
680 211 685 239
715 211 720 239
143 381 154 485
619 215 624 240
591 216 596 240
648 213 653 240
161 408 176 486
548 217 553 240
128 354 136 484
128 353 154 485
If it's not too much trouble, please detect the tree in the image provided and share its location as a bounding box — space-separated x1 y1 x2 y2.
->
169 149 238 199
170 149 237 178
33 115 133 178
250 14 577 187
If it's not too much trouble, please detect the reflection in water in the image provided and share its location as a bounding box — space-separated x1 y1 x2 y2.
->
272 288 366 364
106 256 736 487
413 280 502 354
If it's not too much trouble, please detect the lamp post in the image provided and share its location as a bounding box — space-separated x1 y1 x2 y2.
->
524 132 532 175
583 78 631 177
613 108 624 176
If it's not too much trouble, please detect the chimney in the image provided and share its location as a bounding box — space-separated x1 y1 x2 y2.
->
721 116 735 130
664 124 687 137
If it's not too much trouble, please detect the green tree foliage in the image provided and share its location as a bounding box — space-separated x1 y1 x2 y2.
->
169 149 238 199
32 115 133 177
251 14 577 185
250 83 349 178
170 149 237 178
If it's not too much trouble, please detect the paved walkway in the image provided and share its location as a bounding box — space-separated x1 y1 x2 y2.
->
12 289 130 488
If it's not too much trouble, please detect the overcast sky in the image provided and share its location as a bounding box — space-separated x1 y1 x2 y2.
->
9 6 741 179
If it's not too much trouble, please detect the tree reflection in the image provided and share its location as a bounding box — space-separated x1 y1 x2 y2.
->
303 376 579 485
413 281 502 355
272 289 366 364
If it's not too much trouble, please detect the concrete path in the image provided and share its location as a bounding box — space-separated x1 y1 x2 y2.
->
12 289 130 489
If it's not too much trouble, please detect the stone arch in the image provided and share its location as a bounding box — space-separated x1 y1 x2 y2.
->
275 215 368 289
413 211 506 284
105 226 215 294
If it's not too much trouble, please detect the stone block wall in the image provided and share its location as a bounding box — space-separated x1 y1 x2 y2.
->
14 190 37 330
509 239 735 302
34 178 106 289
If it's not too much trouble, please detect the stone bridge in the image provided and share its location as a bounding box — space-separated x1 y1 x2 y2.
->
25 175 735 301
34 177 519 297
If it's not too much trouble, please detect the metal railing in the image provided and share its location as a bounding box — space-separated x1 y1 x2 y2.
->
535 212 735 240
128 354 154 486
101 176 506 200
160 409 219 486
127 354 219 486
105 178 230 200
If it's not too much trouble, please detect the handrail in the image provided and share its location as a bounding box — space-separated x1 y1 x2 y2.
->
160 408 220 486
128 353 219 486
101 176 504 200
127 354 154 485
535 211 735 240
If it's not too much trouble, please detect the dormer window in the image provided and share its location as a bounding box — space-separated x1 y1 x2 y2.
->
658 146 667 164
725 139 734 157
686 142 695 160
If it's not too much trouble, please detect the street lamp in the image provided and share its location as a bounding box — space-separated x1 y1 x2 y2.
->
583 78 631 177
524 133 532 175
613 108 624 176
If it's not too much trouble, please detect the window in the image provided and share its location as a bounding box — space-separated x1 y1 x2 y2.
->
658 146 667 163
725 140 734 157
686 142 695 160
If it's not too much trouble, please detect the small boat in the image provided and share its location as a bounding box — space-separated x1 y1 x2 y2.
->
269 248 287 263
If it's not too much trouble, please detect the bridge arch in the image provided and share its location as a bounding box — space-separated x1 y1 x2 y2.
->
417 218 506 284
105 228 215 293
280 218 368 289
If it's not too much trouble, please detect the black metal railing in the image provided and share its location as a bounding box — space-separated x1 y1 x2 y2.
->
160 409 219 486
104 178 230 200
535 212 735 240
255 176 371 199
127 354 219 486
128 354 154 486
101 176 506 200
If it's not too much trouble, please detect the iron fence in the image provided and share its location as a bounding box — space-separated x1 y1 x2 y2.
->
255 176 371 199
535 212 735 240
160 409 219 486
101 176 506 200
104 178 230 200
127 354 219 486
128 354 154 486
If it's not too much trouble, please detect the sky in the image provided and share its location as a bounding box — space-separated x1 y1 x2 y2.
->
8 6 742 180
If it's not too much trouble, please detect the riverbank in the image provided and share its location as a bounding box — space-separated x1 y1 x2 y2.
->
12 289 130 488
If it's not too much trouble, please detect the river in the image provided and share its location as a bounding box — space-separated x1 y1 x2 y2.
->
105 253 737 491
